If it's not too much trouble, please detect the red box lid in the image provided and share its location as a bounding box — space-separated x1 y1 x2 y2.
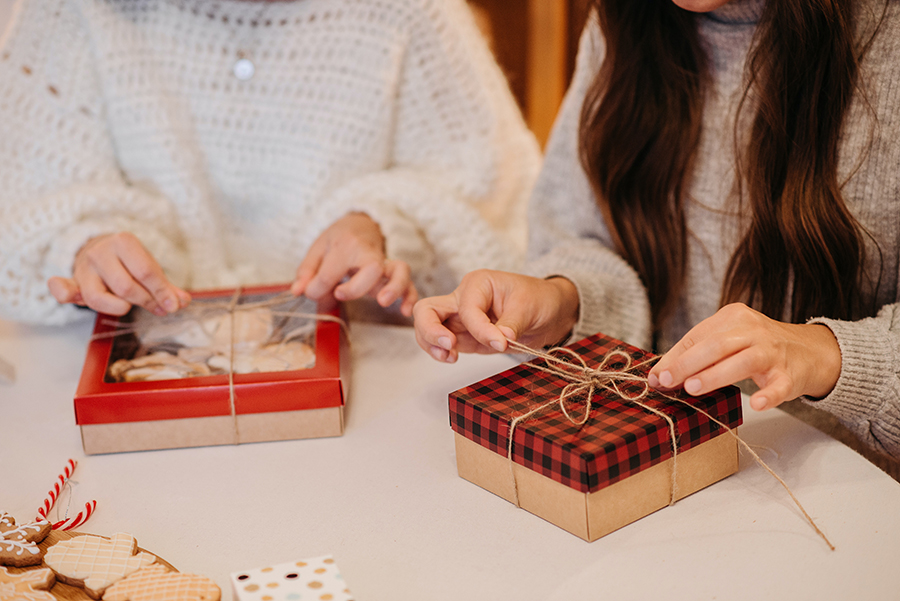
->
449 333 742 494
74 284 345 425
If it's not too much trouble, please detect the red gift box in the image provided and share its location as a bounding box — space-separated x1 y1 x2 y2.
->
449 333 742 541
75 284 348 454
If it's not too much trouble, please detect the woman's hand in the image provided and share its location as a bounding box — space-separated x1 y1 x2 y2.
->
47 232 191 316
291 212 418 316
648 303 842 411
413 269 580 363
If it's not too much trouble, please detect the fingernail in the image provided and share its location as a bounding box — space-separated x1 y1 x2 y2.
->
430 346 447 362
684 378 702 395
497 326 515 341
163 297 178 312
438 336 452 350
647 373 660 388
659 371 674 388
490 340 505 352
752 396 768 411
153 306 167 317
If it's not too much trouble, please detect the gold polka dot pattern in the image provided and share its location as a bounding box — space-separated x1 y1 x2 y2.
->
230 555 353 601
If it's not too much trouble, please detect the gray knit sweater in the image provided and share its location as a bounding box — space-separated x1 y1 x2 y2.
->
527 0 900 459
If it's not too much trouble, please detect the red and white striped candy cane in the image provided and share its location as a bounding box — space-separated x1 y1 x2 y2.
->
36 459 98 530
53 500 97 531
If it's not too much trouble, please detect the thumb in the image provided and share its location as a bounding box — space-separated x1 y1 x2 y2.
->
494 322 520 344
492 304 537 349
47 277 83 305
480 302 532 352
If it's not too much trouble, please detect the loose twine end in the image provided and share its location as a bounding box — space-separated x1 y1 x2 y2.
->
503 338 835 551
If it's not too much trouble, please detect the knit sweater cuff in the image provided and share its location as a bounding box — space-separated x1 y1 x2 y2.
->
48 218 189 289
310 192 440 294
527 243 652 350
803 316 894 424
47 220 125 279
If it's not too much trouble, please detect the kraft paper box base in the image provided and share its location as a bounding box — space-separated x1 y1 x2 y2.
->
75 285 349 454
81 406 344 455
455 431 737 542
449 332 743 542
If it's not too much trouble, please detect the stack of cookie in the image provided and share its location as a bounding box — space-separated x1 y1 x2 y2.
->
0 511 219 601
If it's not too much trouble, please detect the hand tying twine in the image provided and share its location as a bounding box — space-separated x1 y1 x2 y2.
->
504 338 835 551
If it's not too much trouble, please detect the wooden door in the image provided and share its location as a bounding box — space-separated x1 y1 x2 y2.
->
468 0 590 146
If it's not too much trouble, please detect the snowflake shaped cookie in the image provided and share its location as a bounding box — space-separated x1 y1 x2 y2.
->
104 563 220 601
44 532 155 599
0 512 52 567
0 566 56 601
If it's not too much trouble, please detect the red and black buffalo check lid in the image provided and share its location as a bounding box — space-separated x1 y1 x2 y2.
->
449 332 742 494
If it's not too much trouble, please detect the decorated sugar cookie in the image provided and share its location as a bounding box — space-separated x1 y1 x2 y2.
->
44 532 155 599
0 512 52 567
102 563 220 601
0 566 56 601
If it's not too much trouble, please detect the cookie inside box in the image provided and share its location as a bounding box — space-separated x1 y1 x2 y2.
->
104 292 319 383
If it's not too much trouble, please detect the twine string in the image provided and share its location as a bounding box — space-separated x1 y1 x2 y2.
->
226 288 242 444
90 289 351 446
503 338 835 551
504 341 680 507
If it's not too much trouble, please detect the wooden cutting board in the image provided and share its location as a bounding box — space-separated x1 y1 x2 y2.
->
6 529 176 600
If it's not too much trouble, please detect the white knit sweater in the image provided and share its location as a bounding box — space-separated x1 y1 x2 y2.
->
0 0 540 325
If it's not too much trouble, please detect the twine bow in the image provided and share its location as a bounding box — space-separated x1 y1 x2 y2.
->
505 340 682 505
503 338 835 550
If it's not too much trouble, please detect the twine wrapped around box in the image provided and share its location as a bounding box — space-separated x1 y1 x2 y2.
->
91 288 349 445
502 338 834 550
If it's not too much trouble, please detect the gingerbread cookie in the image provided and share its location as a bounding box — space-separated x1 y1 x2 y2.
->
102 563 220 601
44 532 156 599
0 512 52 567
0 566 56 601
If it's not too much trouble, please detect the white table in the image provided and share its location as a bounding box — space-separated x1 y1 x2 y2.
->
2 316 900 600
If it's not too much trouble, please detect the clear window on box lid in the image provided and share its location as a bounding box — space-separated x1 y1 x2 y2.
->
104 293 318 383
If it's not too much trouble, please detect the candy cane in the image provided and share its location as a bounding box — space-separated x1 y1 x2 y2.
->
36 459 76 522
36 459 97 530
53 500 97 531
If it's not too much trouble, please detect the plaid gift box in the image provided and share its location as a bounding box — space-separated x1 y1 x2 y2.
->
450 332 742 541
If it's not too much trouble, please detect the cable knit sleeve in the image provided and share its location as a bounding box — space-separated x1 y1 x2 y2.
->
790 7 900 461
312 0 541 298
808 308 900 459
0 0 187 325
525 20 652 349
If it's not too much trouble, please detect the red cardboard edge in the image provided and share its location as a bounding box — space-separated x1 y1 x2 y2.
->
74 284 346 425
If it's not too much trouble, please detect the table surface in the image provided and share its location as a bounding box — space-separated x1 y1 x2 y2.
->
2 316 899 601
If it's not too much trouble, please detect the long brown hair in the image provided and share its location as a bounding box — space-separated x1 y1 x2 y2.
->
579 0 879 334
